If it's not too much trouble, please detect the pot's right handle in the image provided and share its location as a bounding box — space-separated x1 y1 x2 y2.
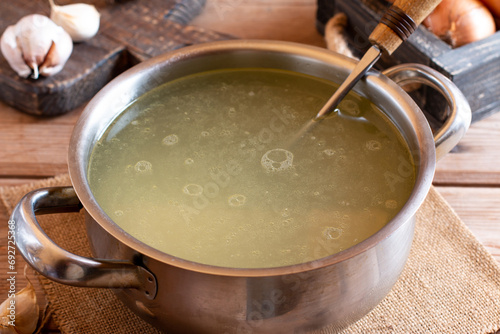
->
10 186 157 299
382 64 472 160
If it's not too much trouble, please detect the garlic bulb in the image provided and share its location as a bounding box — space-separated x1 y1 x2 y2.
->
0 274 40 334
49 0 100 42
0 14 73 79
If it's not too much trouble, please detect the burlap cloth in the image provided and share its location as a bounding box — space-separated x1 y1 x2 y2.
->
2 174 500 334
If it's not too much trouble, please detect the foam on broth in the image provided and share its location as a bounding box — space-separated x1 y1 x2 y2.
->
87 68 416 268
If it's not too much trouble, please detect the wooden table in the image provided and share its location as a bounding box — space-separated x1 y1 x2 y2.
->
1 0 499 332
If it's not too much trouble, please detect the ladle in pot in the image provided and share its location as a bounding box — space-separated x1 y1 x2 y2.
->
315 0 442 120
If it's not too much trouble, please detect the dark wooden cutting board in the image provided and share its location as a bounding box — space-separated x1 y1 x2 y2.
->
0 0 232 116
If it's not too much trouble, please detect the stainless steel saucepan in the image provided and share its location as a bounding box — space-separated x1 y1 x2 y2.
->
11 40 470 333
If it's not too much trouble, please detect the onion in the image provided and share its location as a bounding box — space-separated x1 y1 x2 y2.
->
479 0 500 18
423 0 496 47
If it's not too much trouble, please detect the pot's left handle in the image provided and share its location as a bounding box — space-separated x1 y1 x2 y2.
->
10 186 157 299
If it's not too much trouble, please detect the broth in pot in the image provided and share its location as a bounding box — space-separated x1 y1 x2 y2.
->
88 68 416 268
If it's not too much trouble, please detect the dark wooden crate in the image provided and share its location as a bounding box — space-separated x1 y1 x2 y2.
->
317 0 500 123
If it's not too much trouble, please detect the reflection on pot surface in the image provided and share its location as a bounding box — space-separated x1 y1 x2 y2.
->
88 68 416 268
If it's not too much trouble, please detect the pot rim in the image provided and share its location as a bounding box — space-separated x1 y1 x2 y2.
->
68 39 435 277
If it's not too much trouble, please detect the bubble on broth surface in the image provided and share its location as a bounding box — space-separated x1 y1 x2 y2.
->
228 194 247 207
341 99 361 116
184 158 194 165
366 140 382 151
385 199 398 209
135 160 152 174
261 148 294 172
162 134 179 146
324 227 343 240
323 149 335 156
183 184 203 196
281 207 290 217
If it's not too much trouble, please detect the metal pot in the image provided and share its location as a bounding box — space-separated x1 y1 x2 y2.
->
12 40 471 333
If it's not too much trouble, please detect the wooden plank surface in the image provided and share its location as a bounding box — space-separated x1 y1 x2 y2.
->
1 0 500 333
437 187 500 262
192 0 326 47
434 112 500 186
0 102 81 180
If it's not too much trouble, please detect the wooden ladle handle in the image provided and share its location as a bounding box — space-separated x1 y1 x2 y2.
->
369 0 442 55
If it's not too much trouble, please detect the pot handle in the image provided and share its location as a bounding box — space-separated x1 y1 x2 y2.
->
382 64 471 160
10 186 157 299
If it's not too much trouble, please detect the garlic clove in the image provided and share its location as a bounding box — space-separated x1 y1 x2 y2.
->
49 0 101 42
0 25 32 78
40 26 73 77
0 275 40 334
